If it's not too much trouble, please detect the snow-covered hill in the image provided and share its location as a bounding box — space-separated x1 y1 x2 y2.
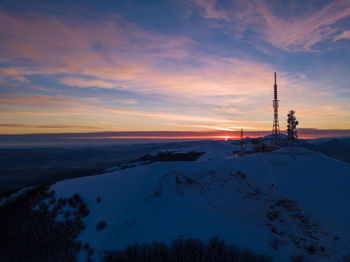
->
41 140 350 262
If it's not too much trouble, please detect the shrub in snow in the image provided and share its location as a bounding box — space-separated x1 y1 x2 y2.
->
289 255 308 262
102 237 272 262
64 210 71 218
0 186 89 261
269 238 280 250
152 187 162 197
68 197 76 208
49 197 56 205
96 221 107 231
78 201 89 217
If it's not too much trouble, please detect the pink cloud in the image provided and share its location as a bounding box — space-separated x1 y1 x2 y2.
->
334 30 350 41
189 0 350 51
0 9 192 80
255 0 350 51
12 75 30 83
0 8 291 101
191 0 227 20
59 78 117 88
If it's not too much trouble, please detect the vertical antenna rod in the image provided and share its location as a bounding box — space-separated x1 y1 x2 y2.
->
274 72 277 100
272 72 280 146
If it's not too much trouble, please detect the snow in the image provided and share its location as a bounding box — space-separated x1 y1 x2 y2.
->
49 140 350 262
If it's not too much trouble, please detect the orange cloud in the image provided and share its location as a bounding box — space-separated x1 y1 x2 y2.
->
0 94 234 123
0 92 276 133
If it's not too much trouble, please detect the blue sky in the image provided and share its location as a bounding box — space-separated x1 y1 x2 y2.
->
1 0 350 134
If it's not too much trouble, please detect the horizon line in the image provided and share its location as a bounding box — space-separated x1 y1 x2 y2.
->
1 128 350 138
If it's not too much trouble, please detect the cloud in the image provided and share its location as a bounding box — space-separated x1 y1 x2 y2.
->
334 30 350 41
12 75 30 83
255 0 350 51
0 7 289 109
189 0 350 51
59 77 117 88
121 99 138 105
0 8 284 96
191 0 227 20
0 93 235 123
0 8 192 81
0 94 75 107
300 104 350 118
0 124 104 129
2 93 274 132
0 8 296 100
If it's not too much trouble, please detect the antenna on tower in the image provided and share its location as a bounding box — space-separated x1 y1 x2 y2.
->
272 72 280 146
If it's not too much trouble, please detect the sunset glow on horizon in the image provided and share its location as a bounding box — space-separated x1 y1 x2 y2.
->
1 0 350 136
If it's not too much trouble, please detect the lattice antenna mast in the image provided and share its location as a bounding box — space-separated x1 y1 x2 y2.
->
272 72 280 146
287 110 299 146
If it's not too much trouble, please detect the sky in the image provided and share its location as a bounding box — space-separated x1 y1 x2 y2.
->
1 0 350 136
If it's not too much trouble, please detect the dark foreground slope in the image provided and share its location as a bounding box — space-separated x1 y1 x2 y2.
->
0 187 271 262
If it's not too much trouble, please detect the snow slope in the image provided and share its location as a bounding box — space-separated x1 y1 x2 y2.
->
49 141 350 262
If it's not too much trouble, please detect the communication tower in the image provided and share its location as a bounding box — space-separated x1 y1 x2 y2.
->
272 72 280 146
